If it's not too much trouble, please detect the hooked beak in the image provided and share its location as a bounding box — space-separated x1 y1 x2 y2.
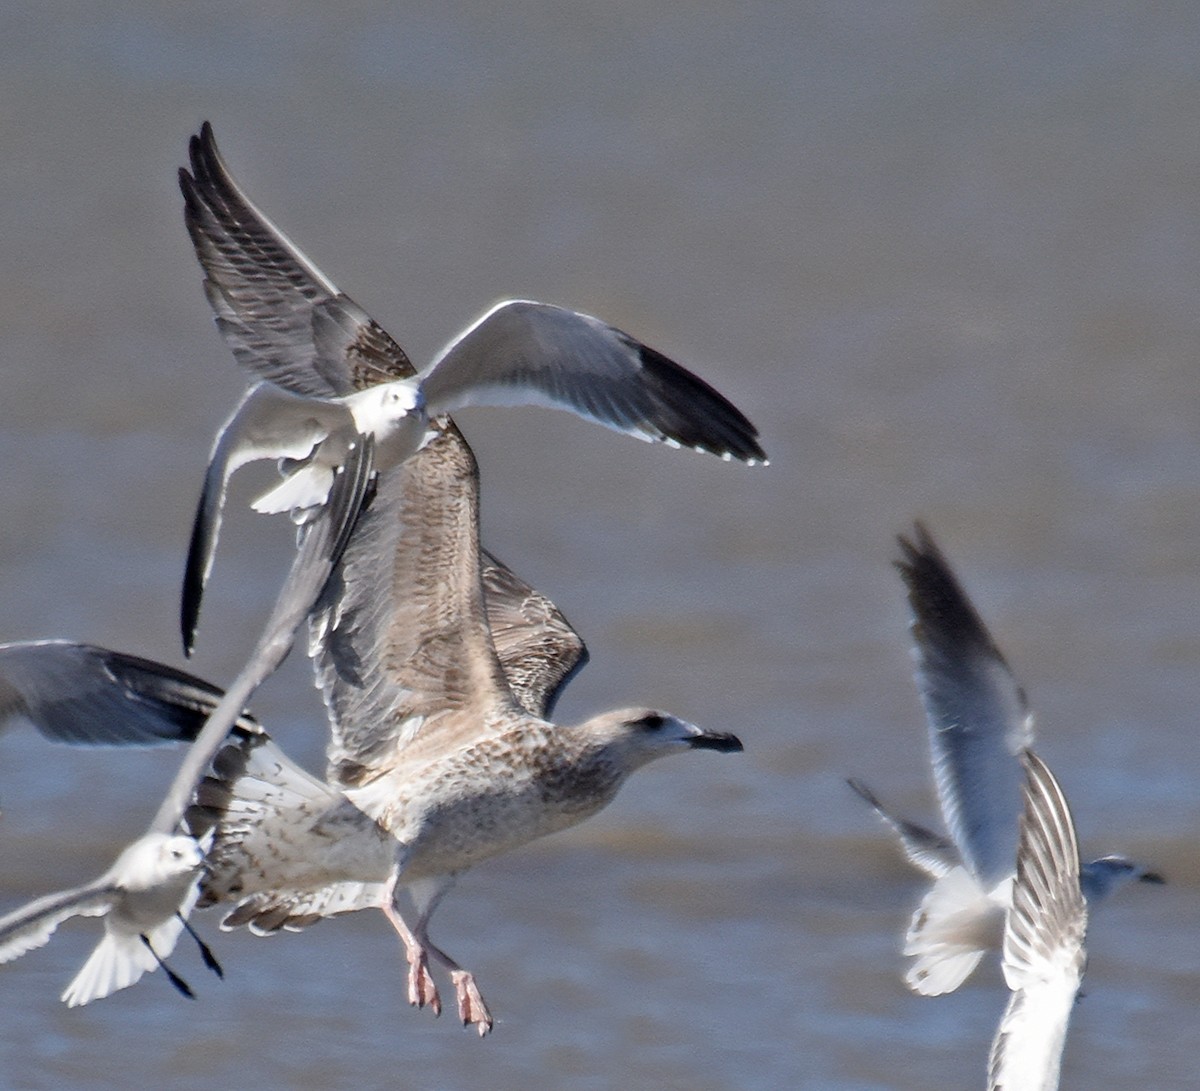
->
688 731 743 753
1139 871 1166 885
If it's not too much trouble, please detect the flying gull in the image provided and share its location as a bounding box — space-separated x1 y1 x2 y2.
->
184 421 743 1036
987 749 1088 1091
849 524 1161 995
178 120 767 654
0 443 372 1005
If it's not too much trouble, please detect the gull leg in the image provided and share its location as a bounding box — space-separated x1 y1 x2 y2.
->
408 878 493 1036
141 934 195 999
178 914 224 979
382 873 440 1015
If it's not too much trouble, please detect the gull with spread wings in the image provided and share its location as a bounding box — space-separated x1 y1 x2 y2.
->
183 419 743 1036
178 121 766 654
987 749 1088 1091
849 525 1160 995
0 444 372 1005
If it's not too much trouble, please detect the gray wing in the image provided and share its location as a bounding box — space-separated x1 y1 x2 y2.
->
151 438 374 833
417 300 767 465
987 749 1087 1091
845 778 957 878
179 121 416 398
480 550 588 719
896 524 1032 890
0 880 118 965
311 428 522 790
0 640 254 746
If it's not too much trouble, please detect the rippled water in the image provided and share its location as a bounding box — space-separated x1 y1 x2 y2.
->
1 4 1197 1087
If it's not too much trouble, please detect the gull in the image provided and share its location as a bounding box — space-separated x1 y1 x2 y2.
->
849 524 1161 996
177 120 767 654
0 442 372 1005
185 421 743 1036
987 749 1088 1091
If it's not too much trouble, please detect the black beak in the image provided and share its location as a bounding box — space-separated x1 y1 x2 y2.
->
688 731 743 753
1139 871 1166 885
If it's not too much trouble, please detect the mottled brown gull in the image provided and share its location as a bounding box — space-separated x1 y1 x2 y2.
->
988 749 1088 1091
186 423 742 1036
177 120 766 655
849 524 1160 996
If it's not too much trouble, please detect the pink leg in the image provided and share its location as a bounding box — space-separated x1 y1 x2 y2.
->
382 873 440 1015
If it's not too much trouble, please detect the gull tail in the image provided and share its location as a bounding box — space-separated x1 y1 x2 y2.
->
61 913 185 1007
903 865 1002 996
186 729 390 933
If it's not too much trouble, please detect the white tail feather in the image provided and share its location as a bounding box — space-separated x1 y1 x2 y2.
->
904 865 1004 995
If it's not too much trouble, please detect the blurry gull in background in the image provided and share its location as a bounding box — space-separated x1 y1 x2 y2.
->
177 121 766 655
0 442 371 1005
987 749 1088 1091
850 524 1161 995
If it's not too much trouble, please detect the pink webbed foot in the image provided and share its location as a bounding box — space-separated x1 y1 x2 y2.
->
450 969 493 1036
406 951 441 1015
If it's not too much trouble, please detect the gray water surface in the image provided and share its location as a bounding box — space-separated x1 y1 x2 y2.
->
0 4 1196 1088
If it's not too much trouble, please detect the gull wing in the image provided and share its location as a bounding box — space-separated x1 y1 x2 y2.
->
845 778 957 879
0 881 118 965
0 640 254 746
151 437 374 834
480 550 588 719
180 121 415 398
180 380 352 654
311 428 521 790
417 300 767 465
897 524 1032 890
987 749 1088 1091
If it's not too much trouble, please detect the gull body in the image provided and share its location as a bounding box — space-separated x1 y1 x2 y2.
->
988 750 1088 1091
189 421 742 1036
178 121 765 654
850 525 1160 995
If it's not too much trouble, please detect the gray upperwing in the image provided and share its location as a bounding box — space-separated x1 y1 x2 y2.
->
896 524 1032 890
845 778 957 878
418 299 767 465
0 641 256 746
180 122 415 398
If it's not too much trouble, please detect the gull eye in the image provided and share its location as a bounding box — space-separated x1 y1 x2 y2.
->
630 713 666 732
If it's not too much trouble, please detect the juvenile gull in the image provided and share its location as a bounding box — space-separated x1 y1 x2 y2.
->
0 444 371 1005
988 749 1088 1091
188 422 742 1036
849 524 1161 996
177 121 766 654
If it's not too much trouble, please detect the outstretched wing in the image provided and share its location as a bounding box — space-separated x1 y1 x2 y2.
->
846 777 957 879
480 550 588 719
180 121 415 397
987 749 1087 1091
311 428 521 791
419 300 767 465
896 524 1032 889
0 640 254 746
0 881 118 965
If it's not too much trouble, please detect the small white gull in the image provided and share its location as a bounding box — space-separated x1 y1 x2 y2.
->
185 422 743 1036
849 523 1161 996
987 749 1088 1091
177 121 766 654
0 444 372 1005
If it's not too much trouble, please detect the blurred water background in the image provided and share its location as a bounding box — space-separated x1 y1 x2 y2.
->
0 3 1197 1087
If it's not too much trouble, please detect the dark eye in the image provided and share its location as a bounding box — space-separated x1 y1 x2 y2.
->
631 713 666 731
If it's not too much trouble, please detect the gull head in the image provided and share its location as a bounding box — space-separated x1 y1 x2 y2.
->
113 833 206 892
1080 854 1165 902
588 708 743 772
